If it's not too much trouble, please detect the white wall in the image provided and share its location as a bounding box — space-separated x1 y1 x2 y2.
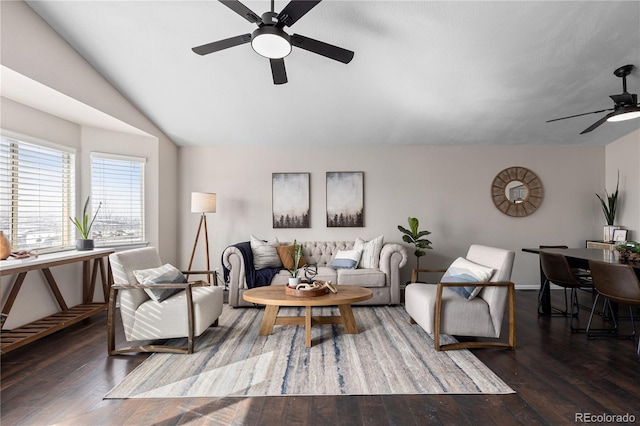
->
0 100 163 329
178 144 605 289
0 0 179 328
0 0 179 262
605 129 640 239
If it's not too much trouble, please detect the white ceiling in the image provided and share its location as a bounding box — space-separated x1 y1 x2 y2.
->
25 0 640 147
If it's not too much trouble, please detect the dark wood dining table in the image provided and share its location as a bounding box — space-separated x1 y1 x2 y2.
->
522 247 640 315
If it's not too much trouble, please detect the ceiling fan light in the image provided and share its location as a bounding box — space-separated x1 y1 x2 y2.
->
251 27 291 59
607 109 640 122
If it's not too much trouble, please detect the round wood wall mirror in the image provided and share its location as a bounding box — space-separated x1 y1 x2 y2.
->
491 167 543 217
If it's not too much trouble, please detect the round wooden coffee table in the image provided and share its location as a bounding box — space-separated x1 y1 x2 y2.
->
242 285 373 347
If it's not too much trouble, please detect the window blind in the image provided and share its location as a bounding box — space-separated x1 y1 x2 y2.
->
90 152 145 246
0 133 75 251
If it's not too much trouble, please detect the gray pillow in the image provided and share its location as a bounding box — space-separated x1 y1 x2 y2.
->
441 257 495 300
133 263 187 302
250 235 282 270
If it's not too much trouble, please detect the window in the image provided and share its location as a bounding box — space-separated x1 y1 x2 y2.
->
90 152 145 246
0 132 75 251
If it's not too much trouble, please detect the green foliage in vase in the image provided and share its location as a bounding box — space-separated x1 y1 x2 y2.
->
398 217 432 269
288 239 304 278
596 171 619 226
69 197 102 240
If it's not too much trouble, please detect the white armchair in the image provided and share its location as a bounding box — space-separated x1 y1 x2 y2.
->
404 245 516 351
107 247 224 355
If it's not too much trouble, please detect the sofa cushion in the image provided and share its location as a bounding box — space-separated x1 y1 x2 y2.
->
441 257 495 300
276 244 306 270
337 268 386 287
132 263 187 302
354 235 384 268
251 235 282 270
272 267 338 286
331 249 362 269
311 266 338 284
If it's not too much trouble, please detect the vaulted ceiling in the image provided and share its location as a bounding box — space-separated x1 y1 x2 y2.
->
24 1 640 147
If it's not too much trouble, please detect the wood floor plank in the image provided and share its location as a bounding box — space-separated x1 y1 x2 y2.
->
1 290 639 425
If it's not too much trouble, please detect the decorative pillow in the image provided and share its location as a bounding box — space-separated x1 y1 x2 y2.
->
276 245 306 271
331 249 362 269
441 257 495 300
133 263 187 302
354 235 384 268
250 235 282 270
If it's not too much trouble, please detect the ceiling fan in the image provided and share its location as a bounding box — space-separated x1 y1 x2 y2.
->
192 0 354 85
547 64 640 134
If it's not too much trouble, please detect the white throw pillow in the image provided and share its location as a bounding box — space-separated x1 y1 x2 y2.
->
354 235 384 268
250 235 282 270
331 249 363 270
441 257 495 300
133 263 187 302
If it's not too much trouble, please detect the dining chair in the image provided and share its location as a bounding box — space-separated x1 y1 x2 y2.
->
537 246 592 316
539 251 593 332
587 260 640 359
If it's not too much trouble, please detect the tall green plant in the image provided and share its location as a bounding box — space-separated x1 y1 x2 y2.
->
69 197 102 240
398 217 432 269
596 172 619 225
288 239 304 278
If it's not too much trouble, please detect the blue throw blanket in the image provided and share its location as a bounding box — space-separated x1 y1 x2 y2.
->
222 241 282 289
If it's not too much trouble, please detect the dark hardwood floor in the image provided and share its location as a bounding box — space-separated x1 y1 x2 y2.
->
1 290 639 425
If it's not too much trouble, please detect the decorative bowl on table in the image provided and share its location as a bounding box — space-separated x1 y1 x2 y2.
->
284 280 330 297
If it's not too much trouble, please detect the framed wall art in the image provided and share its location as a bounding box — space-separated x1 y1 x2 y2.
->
272 173 310 228
326 171 364 227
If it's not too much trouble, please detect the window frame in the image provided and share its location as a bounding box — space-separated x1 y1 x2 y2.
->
0 129 76 253
90 151 146 247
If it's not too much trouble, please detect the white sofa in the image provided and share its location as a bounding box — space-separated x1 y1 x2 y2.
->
222 240 408 307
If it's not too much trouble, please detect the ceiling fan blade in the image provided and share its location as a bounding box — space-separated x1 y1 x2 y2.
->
277 0 322 27
580 112 615 134
291 34 354 64
218 0 261 23
192 34 251 56
546 108 612 123
270 58 288 85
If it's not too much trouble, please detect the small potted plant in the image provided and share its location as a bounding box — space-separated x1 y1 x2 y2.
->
596 172 620 242
287 240 304 288
70 196 101 251
398 217 432 269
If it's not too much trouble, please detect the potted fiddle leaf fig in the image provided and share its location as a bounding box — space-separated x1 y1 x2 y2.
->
398 217 432 269
596 171 620 242
70 196 101 251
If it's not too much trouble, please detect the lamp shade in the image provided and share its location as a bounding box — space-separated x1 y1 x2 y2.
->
191 192 216 213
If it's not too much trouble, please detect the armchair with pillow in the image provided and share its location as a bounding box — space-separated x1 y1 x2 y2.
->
405 244 516 351
222 236 408 307
108 247 224 355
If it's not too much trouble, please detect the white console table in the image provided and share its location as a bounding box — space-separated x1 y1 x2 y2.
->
0 248 113 353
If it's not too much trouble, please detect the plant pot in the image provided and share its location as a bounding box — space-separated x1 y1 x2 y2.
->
0 231 11 260
603 225 620 242
76 239 94 251
288 277 301 288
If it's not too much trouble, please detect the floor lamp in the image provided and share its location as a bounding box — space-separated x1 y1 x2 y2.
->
187 192 216 284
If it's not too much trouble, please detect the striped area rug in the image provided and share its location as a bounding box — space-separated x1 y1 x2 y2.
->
105 305 514 398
